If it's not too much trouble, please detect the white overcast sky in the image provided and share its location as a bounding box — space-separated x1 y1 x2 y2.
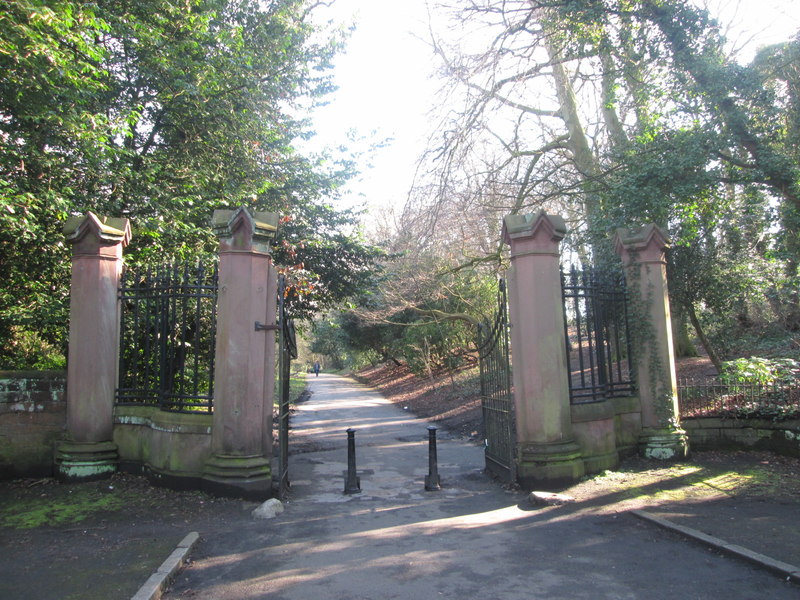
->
308 0 800 223
309 0 435 222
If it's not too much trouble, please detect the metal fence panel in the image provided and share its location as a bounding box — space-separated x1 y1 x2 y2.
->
561 266 635 404
116 261 218 413
678 378 800 420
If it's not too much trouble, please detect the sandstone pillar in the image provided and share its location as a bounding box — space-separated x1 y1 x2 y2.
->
614 225 689 460
203 207 278 499
56 213 131 480
503 212 584 488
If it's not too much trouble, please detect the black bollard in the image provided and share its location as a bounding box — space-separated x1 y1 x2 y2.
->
425 425 441 491
344 428 361 494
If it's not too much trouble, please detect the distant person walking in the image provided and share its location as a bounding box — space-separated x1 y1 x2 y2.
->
313 361 321 377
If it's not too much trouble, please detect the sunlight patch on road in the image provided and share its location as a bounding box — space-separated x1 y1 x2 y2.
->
231 506 534 596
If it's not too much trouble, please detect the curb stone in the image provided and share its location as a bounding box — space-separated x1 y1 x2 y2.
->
131 532 200 600
631 510 800 584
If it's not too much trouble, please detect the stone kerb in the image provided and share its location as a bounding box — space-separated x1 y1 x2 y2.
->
203 207 279 500
502 211 584 489
614 225 688 460
55 212 131 481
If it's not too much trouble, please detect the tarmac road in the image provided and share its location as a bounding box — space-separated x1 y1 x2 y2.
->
163 373 800 600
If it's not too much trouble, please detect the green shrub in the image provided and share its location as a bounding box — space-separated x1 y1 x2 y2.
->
1 327 66 370
720 356 800 386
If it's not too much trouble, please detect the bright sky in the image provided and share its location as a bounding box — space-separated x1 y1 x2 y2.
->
309 0 435 224
309 0 800 227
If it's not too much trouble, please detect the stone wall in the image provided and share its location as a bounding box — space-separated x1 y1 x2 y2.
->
570 399 619 474
570 395 643 473
0 371 66 477
683 417 800 458
575 396 800 462
612 396 643 458
0 371 215 482
113 405 212 488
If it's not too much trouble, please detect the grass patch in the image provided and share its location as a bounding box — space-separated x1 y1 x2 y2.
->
584 462 779 503
289 371 307 403
273 370 308 406
0 487 128 529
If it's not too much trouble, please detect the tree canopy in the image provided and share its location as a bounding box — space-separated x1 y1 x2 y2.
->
325 0 800 372
0 0 382 367
5 0 799 372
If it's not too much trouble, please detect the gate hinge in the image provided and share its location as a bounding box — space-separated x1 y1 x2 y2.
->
255 321 279 332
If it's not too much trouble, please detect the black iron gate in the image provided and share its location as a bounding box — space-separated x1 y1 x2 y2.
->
276 275 297 498
561 266 634 404
477 279 515 483
116 261 218 412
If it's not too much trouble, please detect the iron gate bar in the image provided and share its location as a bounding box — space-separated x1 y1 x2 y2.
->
277 274 296 499
604 273 634 395
116 260 218 413
561 265 634 404
117 263 162 407
163 262 218 412
477 279 515 483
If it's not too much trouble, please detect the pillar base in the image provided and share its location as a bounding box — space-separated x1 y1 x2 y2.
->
516 440 585 490
582 450 620 476
202 454 273 500
571 399 620 476
54 440 118 481
639 427 690 461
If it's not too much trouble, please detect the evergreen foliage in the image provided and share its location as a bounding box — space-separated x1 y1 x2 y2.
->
0 0 381 367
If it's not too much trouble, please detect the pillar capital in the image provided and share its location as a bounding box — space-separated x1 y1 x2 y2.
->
63 212 131 257
212 206 278 254
614 224 669 265
503 211 566 256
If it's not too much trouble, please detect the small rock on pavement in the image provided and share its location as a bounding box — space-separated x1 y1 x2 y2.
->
529 491 576 507
252 498 284 519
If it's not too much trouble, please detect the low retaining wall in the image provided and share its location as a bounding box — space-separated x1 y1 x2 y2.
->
1 372 216 485
0 371 66 477
612 396 642 458
683 417 800 458
571 399 619 474
113 405 212 487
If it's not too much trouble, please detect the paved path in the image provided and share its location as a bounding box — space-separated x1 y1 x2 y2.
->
164 374 799 599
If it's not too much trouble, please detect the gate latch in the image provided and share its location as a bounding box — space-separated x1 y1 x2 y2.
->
255 321 279 332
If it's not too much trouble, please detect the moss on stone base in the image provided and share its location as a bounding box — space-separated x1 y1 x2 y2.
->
639 427 690 461
54 440 118 481
202 453 273 500
516 440 585 491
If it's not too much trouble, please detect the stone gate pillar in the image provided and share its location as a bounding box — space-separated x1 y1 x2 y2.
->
503 212 584 489
203 207 279 499
56 212 131 480
614 225 689 460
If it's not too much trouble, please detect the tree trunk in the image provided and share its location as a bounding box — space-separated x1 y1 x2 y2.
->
600 52 628 148
671 304 698 358
686 301 722 374
546 45 602 220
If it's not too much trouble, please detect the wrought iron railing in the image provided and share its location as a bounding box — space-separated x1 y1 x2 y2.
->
678 378 800 421
116 261 218 413
561 265 635 404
